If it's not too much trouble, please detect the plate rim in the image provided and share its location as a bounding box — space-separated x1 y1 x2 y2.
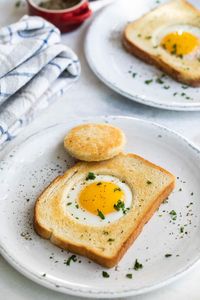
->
85 0 200 112
1 115 200 298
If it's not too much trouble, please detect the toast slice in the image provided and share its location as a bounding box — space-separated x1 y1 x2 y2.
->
34 153 175 268
123 0 200 86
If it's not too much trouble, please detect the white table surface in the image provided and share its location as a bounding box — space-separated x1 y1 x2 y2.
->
1 0 200 299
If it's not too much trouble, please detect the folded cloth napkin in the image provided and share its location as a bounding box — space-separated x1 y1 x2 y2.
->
0 15 80 147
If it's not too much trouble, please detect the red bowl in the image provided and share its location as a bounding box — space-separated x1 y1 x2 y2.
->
27 0 92 33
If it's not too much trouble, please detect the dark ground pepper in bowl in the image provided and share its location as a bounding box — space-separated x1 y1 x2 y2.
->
39 0 82 10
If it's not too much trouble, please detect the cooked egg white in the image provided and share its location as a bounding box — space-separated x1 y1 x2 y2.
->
153 25 200 59
62 174 132 226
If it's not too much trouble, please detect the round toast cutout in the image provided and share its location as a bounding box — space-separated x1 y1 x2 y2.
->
64 123 126 161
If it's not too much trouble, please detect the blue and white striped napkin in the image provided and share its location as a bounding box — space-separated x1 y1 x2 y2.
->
0 15 80 147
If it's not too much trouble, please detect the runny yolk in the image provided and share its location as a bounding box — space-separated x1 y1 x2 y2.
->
79 182 124 215
161 31 199 56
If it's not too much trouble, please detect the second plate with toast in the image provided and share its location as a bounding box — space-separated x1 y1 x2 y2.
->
85 0 200 111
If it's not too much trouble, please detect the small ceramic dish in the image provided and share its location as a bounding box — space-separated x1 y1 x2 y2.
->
27 0 92 32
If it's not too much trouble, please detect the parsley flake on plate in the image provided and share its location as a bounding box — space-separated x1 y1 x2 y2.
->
64 255 77 266
102 271 110 278
86 172 96 180
165 254 172 258
133 259 143 270
169 210 177 221
145 79 153 85
156 78 164 84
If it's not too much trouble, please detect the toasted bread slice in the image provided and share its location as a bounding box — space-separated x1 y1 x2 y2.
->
34 153 175 268
64 123 126 162
123 0 200 86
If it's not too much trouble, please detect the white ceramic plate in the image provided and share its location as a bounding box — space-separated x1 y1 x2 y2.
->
85 0 200 111
0 116 200 298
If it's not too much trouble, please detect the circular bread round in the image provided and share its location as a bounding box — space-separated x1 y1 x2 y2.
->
64 123 126 161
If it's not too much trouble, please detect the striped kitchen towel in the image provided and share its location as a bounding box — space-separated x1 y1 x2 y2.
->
0 15 80 147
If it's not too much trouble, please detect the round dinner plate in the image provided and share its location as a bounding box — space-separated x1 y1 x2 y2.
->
0 116 200 298
85 0 200 111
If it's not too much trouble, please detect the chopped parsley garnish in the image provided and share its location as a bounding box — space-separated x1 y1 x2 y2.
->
171 43 177 55
114 200 130 215
97 209 105 220
180 226 184 233
75 204 79 209
145 35 152 40
102 271 110 278
169 210 177 221
64 255 77 266
133 259 143 270
147 180 152 185
114 199 125 211
156 78 164 84
163 85 170 89
165 254 172 257
97 182 102 186
67 202 72 206
126 273 133 279
42 273 46 277
86 172 96 180
132 72 137 78
114 187 121 192
108 238 115 242
124 207 130 214
145 79 153 85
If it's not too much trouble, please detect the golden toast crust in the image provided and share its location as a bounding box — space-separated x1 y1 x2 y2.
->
34 153 175 268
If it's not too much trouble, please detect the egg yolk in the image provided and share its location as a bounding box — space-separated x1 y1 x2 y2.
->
79 182 124 216
161 31 199 56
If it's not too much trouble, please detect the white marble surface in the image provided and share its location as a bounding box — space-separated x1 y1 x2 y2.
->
1 0 200 299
